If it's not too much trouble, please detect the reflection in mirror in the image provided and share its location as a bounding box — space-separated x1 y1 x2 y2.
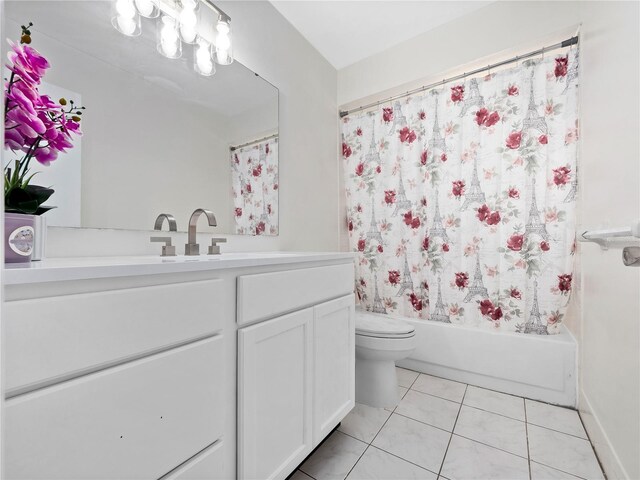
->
3 1 279 236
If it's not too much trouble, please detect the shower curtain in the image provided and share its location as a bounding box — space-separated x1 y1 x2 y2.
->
342 50 578 334
231 137 279 235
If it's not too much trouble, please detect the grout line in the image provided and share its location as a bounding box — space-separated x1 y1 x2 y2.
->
575 411 608 479
450 433 529 461
344 444 370 480
437 384 468 478
368 444 440 477
392 411 456 435
524 398 533 480
405 387 464 406
529 460 590 480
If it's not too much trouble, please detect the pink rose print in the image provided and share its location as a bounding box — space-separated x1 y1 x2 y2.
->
246 183 252 193
403 211 420 229
475 108 489 126
486 211 501 226
452 180 465 197
234 207 242 217
451 85 464 103
479 299 494 316
420 150 428 165
508 187 520 199
357 239 366 252
355 163 365 176
441 153 448 162
455 272 469 289
356 127 363 136
555 55 568 78
490 307 503 321
342 142 352 158
484 111 500 127
558 274 572 293
538 134 548 145
477 204 490 222
252 164 262 177
408 293 423 312
376 165 382 174
545 209 558 223
419 110 426 120
385 190 396 204
399 126 417 143
506 131 522 149
540 241 550 251
382 107 393 123
548 312 561 325
377 245 384 253
265 143 270 154
255 221 266 235
510 288 522 300
442 243 450 252
422 236 430 251
507 234 524 251
553 166 571 186
388 270 400 285
507 84 519 96
348 219 353 231
565 127 578 145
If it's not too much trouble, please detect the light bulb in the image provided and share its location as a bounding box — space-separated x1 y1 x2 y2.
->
178 0 198 44
117 15 137 35
216 20 230 34
216 32 230 51
194 40 214 76
116 0 136 18
157 15 182 59
214 17 233 65
134 0 158 18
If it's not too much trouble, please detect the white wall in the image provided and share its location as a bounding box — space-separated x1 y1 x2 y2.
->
41 0 339 255
338 3 639 479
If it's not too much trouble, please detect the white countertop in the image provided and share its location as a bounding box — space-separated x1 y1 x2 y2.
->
3 252 355 285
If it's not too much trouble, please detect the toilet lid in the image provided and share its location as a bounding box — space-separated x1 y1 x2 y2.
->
355 311 415 338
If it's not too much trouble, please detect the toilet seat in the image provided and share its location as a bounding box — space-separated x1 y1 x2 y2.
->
355 311 415 339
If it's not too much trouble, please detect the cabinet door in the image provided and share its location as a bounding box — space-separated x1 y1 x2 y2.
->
238 308 313 480
312 294 355 443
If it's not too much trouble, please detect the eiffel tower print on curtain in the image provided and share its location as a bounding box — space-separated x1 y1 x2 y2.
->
463 254 489 303
428 95 447 153
396 255 414 297
365 116 380 165
563 48 579 93
564 164 578 203
524 178 550 241
460 158 486 211
259 191 269 224
523 71 548 136
392 168 413 216
429 189 449 243
371 273 387 314
390 101 407 132
516 280 548 335
459 78 485 117
430 277 451 323
366 198 383 244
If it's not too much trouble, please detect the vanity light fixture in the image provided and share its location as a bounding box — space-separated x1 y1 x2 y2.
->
111 0 233 75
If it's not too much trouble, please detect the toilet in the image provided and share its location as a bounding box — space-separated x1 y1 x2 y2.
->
355 310 417 408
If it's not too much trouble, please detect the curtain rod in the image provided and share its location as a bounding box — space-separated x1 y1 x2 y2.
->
229 133 279 152
339 36 579 118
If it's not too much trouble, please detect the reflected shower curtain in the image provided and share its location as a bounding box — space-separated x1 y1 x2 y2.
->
341 50 578 334
231 138 279 235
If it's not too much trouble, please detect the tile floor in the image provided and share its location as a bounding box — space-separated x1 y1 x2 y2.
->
290 368 605 480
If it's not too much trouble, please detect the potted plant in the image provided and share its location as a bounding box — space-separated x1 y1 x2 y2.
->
3 22 84 263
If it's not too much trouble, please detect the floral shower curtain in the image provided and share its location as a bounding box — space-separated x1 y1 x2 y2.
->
231 137 279 235
342 50 578 334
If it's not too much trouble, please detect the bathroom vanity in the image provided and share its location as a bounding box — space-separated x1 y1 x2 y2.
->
3 252 355 480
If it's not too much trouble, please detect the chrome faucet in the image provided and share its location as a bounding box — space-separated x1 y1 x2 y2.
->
185 208 217 255
154 213 177 232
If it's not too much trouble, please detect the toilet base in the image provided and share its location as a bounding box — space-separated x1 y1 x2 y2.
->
355 358 400 408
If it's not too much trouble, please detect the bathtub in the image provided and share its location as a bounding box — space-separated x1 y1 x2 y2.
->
393 316 578 407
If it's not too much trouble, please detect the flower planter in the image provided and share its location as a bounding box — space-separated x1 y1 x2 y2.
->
5 213 35 263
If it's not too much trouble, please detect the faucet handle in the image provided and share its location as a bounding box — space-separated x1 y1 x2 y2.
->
208 237 227 255
150 236 176 257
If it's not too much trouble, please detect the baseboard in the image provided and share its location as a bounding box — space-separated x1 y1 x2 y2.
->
579 390 630 480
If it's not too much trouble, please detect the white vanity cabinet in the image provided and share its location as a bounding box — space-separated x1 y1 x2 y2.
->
237 264 355 480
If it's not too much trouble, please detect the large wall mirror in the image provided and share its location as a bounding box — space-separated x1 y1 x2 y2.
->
3 1 279 235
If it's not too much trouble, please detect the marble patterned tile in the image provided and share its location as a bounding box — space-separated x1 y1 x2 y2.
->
338 403 392 443
528 424 604 480
453 405 528 457
346 446 437 480
440 435 529 480
525 400 587 439
530 461 583 479
396 367 420 388
385 386 409 412
463 386 525 421
395 389 460 431
300 431 368 480
411 374 467 403
372 413 450 473
289 470 314 480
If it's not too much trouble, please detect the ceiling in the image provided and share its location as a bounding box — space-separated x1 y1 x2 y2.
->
271 1 493 70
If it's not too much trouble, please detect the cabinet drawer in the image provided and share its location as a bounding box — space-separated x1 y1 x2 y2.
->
237 263 354 326
161 441 225 480
4 279 224 394
5 336 224 480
